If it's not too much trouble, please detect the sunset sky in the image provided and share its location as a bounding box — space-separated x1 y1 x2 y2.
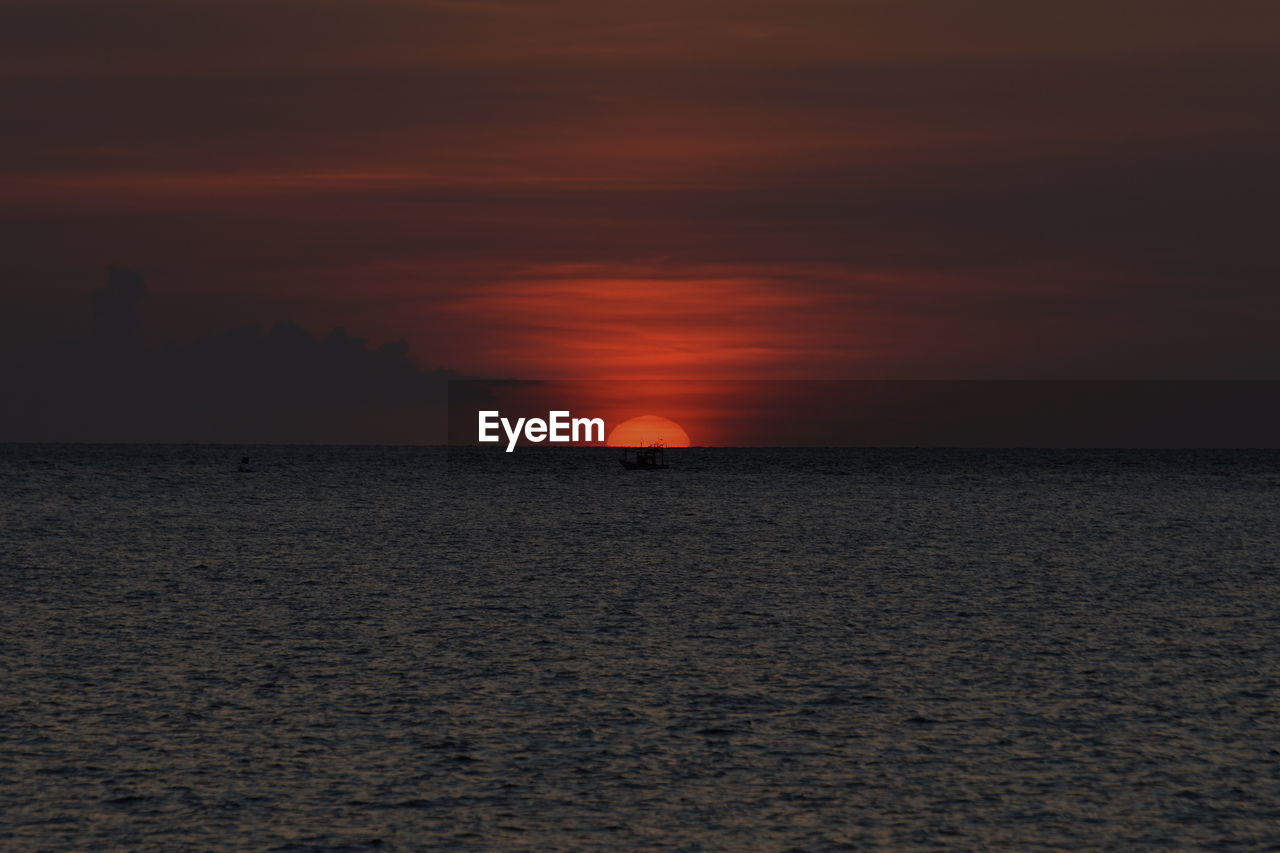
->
2 1 1279 441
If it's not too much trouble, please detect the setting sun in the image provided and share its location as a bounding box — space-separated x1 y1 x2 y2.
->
606 415 692 447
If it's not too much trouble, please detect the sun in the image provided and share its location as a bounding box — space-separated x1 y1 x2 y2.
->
606 415 691 447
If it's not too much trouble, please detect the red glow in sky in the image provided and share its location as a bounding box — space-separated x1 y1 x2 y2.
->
3 0 1280 443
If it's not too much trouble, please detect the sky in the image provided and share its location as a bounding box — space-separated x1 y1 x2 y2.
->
2 0 1279 442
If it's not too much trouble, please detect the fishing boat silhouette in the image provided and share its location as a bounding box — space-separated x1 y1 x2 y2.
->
619 441 669 470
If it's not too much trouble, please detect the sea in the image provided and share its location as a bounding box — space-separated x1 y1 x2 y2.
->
2 445 1279 851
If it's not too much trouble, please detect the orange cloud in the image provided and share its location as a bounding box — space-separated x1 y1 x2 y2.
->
439 264 850 378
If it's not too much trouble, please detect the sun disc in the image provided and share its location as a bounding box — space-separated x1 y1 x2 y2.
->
606 415 691 447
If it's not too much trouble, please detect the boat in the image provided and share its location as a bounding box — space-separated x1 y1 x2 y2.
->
619 442 670 470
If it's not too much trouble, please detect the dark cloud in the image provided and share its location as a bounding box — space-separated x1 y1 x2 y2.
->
2 0 1274 77
3 269 460 443
92 266 146 349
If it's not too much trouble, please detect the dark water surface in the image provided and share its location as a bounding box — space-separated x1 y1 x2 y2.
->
2 445 1279 850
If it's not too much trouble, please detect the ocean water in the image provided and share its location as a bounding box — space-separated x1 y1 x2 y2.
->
2 445 1279 851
